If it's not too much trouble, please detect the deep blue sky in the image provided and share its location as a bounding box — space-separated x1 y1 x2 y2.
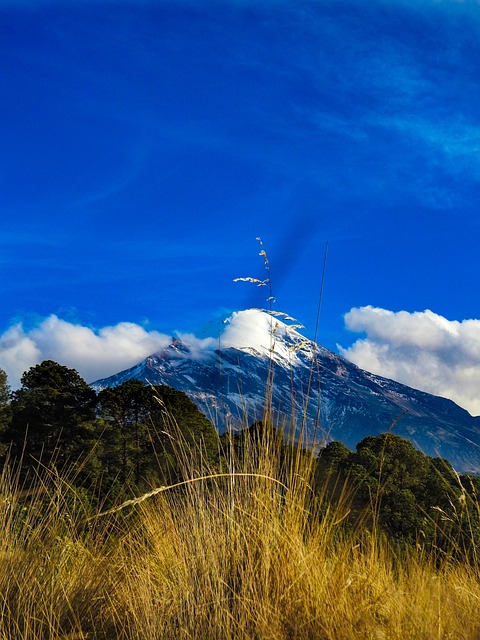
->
2 0 480 408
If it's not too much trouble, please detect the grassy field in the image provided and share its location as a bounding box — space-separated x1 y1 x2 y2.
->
1 424 480 640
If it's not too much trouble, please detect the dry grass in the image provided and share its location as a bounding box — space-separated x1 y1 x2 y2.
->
1 429 480 640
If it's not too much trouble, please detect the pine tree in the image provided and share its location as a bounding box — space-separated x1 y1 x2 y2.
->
7 360 97 470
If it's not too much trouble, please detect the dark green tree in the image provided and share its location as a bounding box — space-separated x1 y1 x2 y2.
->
220 419 283 460
97 380 152 488
315 433 468 549
316 440 351 476
146 384 220 482
7 360 97 471
0 368 11 452
97 382 219 492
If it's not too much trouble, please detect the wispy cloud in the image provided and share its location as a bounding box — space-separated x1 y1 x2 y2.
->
339 306 480 415
376 116 480 173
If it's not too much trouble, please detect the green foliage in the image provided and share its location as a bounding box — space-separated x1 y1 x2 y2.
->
7 361 97 472
316 440 350 475
0 362 219 502
221 420 284 459
0 367 10 405
96 381 220 495
0 368 11 446
97 380 153 489
152 384 219 459
316 432 478 552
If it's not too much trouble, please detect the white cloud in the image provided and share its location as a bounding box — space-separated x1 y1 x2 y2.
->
179 309 291 358
221 309 276 352
0 315 171 388
0 309 283 390
339 306 480 415
173 333 217 359
0 324 41 387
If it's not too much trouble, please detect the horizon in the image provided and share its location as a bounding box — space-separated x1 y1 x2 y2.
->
2 1 480 413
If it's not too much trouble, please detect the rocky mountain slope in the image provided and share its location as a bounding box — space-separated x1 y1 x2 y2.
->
92 309 480 473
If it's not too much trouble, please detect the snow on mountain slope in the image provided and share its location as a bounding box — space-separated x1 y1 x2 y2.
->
92 309 480 473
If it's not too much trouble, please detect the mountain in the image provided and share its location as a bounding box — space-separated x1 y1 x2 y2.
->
92 309 480 474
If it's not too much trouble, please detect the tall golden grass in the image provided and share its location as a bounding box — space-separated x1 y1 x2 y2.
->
1 417 480 640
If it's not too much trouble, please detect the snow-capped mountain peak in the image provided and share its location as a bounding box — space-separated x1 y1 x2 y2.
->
93 308 480 474
219 309 307 360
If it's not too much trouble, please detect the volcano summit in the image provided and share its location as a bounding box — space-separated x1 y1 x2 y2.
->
92 309 480 473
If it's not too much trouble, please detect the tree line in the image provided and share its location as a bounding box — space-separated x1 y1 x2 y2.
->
0 360 219 500
0 360 479 555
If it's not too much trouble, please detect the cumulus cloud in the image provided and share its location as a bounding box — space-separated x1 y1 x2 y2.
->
179 309 290 358
339 306 480 416
221 309 276 352
0 309 284 390
0 315 171 388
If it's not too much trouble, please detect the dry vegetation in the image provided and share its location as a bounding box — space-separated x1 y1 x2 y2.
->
1 423 480 640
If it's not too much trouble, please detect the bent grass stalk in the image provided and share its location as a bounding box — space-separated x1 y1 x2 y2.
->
86 471 288 521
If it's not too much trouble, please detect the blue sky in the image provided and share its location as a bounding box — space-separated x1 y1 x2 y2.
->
2 0 480 411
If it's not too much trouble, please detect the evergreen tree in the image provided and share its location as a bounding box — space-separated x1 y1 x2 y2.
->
7 360 97 470
315 433 469 549
97 381 219 492
0 368 11 452
97 380 151 488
